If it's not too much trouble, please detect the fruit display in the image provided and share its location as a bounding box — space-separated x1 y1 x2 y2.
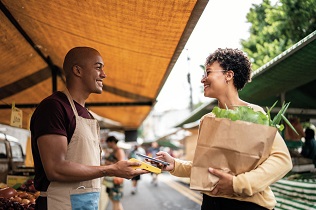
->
16 179 36 193
0 179 39 210
0 187 17 198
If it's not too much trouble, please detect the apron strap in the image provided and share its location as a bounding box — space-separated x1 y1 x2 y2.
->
40 191 48 197
62 89 79 117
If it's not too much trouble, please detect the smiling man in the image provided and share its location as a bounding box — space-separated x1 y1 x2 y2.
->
30 47 147 210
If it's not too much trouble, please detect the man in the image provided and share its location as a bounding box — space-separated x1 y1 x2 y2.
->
31 47 147 210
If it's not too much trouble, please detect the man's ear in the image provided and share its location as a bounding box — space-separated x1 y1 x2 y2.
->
73 65 81 77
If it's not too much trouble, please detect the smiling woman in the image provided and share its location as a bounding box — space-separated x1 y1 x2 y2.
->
153 48 292 210
200 48 251 110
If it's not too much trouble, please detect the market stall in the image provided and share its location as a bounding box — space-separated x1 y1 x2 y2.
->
271 173 316 209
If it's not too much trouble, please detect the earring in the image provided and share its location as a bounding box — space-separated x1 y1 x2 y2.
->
226 80 229 84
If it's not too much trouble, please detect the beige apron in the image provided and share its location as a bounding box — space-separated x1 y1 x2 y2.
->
46 90 101 210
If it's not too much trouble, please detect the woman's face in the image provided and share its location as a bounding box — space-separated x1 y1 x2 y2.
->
201 61 227 98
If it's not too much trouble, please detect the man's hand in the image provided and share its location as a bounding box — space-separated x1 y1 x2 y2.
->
209 167 234 196
106 160 148 179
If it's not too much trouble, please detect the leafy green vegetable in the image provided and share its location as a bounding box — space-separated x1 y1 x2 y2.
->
211 101 298 134
212 105 269 126
12 183 22 190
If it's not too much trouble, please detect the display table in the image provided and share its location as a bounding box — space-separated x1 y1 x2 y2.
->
271 174 316 209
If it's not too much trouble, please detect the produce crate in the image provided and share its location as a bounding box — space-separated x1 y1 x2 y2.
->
6 175 30 188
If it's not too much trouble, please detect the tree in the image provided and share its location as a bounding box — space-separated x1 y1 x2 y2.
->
241 0 316 70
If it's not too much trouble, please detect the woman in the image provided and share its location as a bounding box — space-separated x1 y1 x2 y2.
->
156 48 292 210
104 136 125 210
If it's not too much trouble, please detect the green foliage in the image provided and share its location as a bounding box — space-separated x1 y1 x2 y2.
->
241 0 316 70
212 101 298 134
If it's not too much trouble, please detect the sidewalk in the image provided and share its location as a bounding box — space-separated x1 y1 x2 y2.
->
99 184 109 210
100 174 191 210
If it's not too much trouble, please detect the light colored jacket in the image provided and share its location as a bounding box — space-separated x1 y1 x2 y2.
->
170 104 292 210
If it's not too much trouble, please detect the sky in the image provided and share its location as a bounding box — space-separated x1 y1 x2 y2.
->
154 0 262 112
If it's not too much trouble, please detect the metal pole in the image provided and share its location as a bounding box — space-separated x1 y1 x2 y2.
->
186 49 193 111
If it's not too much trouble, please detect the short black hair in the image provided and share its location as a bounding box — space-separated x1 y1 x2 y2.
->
106 136 118 143
205 48 252 90
305 128 315 140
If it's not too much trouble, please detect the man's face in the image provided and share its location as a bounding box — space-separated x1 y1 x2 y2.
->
80 52 106 94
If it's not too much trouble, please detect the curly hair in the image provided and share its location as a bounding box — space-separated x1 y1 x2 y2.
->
205 48 252 90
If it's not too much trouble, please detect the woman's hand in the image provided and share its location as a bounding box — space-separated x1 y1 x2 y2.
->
152 151 175 171
208 167 234 196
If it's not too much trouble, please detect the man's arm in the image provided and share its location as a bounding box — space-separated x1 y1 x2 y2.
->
38 134 147 182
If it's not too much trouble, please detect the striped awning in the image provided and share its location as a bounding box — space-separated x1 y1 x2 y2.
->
271 176 316 209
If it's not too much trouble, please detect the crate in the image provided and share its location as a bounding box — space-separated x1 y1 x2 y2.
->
6 175 30 187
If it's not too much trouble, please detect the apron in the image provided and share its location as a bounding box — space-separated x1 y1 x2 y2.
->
45 89 101 210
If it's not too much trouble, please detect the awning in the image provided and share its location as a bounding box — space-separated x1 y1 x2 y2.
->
0 0 208 130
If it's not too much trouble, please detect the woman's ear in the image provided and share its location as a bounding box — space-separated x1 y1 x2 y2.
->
226 70 234 82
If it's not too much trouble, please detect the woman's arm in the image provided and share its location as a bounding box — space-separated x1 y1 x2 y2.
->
209 104 292 196
208 127 292 197
232 132 292 196
155 151 192 178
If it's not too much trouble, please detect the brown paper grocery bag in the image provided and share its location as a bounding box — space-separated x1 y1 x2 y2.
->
190 116 277 191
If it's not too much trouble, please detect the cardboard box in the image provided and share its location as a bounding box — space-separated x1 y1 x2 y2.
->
6 175 30 187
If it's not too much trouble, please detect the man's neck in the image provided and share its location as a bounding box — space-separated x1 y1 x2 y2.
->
67 86 89 107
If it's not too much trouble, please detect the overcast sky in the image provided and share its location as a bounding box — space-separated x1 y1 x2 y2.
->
154 0 262 112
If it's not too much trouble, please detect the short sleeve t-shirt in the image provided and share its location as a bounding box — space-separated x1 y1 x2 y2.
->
30 91 92 192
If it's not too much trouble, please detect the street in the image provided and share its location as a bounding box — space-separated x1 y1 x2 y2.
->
105 173 202 210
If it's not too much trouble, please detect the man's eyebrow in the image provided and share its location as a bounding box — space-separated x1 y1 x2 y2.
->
95 62 104 66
